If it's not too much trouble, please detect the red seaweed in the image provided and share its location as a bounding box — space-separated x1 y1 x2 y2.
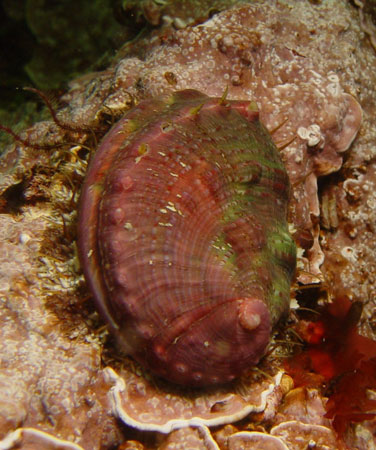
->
285 296 376 436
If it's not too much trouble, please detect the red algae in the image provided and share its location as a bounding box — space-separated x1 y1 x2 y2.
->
285 296 376 438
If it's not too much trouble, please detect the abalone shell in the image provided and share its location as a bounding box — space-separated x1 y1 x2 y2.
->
78 90 296 386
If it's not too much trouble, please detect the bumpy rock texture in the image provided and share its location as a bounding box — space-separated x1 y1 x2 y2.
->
0 1 375 449
65 0 363 279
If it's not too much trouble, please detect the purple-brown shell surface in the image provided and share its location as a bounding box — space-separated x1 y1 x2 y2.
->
78 89 296 386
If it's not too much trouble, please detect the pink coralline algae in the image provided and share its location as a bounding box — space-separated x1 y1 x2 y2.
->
104 367 284 433
66 1 362 279
78 89 296 386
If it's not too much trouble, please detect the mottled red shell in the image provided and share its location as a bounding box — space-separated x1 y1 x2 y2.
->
78 90 296 386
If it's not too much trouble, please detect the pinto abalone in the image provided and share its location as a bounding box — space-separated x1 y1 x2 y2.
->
78 89 296 386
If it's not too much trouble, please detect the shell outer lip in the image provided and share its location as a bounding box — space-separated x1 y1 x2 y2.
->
77 116 129 331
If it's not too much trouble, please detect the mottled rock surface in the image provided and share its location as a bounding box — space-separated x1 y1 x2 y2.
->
0 1 375 449
64 0 364 278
